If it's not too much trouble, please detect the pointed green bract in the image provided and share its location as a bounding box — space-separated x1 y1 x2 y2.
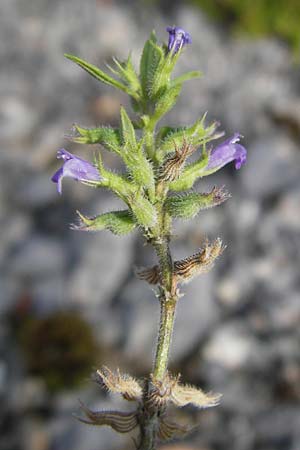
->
76 210 136 234
150 84 182 125
140 32 164 100
120 107 137 149
120 108 155 190
95 154 136 202
65 53 126 90
169 153 209 191
72 125 121 153
156 116 221 160
150 47 181 100
65 53 137 97
108 55 141 93
128 191 157 229
102 164 156 227
170 71 203 88
123 144 155 192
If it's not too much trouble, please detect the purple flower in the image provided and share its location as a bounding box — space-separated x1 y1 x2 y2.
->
206 133 247 171
166 26 192 54
51 149 101 194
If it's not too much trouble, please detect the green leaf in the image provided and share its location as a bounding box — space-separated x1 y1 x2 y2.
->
127 146 155 192
150 84 182 124
107 54 141 94
156 126 177 142
150 46 181 99
156 116 223 160
64 53 128 93
171 70 203 88
128 191 157 229
119 108 155 191
165 187 230 219
75 210 136 235
95 154 136 203
120 107 137 149
139 33 164 99
71 125 121 153
169 153 209 192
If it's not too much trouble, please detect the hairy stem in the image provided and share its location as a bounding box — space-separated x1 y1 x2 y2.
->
153 239 177 380
138 122 178 450
138 236 178 449
153 291 177 380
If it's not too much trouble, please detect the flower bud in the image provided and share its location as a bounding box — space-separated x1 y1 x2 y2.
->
166 26 192 54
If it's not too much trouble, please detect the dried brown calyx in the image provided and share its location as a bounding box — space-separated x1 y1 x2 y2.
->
94 366 143 402
147 372 221 410
135 238 225 286
160 139 196 182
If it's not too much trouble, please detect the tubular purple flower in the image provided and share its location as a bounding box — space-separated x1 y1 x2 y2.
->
166 26 192 54
206 133 247 171
51 149 101 194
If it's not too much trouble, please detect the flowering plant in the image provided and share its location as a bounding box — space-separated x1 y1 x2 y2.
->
52 26 246 450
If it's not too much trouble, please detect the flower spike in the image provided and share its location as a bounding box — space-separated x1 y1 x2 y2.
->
51 149 101 194
53 27 246 449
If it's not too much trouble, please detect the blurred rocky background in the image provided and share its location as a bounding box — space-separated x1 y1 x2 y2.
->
1 0 300 449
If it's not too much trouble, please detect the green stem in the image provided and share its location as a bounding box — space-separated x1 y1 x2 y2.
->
138 121 178 450
152 173 177 380
153 293 177 380
144 124 156 160
138 239 178 450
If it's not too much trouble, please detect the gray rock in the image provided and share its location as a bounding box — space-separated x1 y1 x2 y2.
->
275 185 300 232
242 133 300 198
221 375 273 415
202 322 263 371
0 360 8 394
67 229 135 309
254 407 300 447
15 173 57 209
232 199 261 233
216 258 255 309
31 275 67 313
0 214 32 264
119 278 158 369
0 275 22 314
270 96 300 133
52 393 133 450
10 235 67 278
0 96 37 143
172 270 219 362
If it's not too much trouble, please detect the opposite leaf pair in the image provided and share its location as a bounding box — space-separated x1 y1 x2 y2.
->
52 133 246 195
76 367 221 443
